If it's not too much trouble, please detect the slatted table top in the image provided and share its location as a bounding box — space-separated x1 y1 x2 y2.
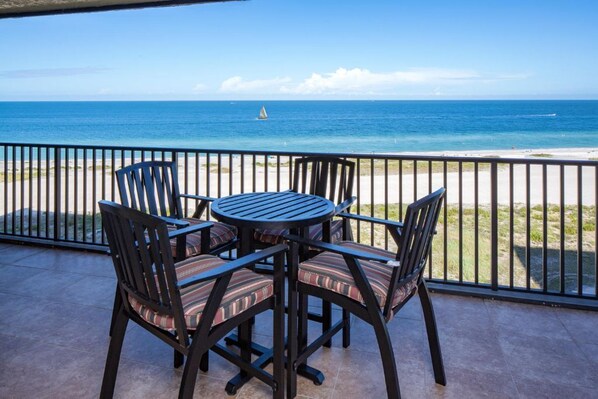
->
211 191 335 230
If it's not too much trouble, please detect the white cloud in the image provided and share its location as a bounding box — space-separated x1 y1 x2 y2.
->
218 68 527 97
288 67 488 95
219 76 292 93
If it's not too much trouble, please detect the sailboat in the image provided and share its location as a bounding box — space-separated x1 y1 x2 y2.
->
258 106 268 120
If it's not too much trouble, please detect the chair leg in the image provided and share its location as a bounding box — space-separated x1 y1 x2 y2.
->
371 316 401 399
287 245 299 399
342 309 351 348
298 292 308 351
418 282 446 386
109 286 122 337
100 308 129 399
238 320 253 377
273 276 285 399
174 350 184 368
322 299 332 347
178 339 207 399
199 351 209 372
287 292 298 399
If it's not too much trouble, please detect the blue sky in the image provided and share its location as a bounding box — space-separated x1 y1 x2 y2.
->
1 0 597 100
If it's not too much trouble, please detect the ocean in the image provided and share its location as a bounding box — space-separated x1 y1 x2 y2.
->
1 100 597 153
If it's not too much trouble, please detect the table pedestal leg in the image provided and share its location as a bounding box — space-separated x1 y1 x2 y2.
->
224 238 325 396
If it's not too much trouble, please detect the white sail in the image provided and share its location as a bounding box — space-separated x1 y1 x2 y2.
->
258 106 268 120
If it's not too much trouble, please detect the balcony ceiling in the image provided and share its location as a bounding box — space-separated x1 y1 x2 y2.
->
0 0 237 18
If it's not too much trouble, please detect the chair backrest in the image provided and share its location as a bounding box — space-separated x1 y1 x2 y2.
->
384 187 446 315
99 200 188 342
115 161 184 219
292 156 355 206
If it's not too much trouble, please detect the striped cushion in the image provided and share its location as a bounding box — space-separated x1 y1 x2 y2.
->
169 218 236 258
129 255 273 330
299 241 418 313
254 219 344 245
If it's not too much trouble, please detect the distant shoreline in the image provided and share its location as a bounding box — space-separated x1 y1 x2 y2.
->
0 146 597 162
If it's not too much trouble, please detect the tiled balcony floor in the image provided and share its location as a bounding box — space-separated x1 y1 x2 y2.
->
1 242 597 399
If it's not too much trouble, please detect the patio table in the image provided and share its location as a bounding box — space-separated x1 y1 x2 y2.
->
211 190 335 395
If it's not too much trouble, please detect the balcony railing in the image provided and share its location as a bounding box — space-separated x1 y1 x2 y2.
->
1 142 596 307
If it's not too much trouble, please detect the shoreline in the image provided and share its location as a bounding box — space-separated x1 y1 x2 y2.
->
1 146 596 208
1 146 597 164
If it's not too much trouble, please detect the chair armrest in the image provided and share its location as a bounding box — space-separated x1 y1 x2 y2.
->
285 234 392 264
339 213 404 230
177 244 288 288
334 196 357 214
180 194 216 219
180 193 218 202
158 216 190 228
168 221 213 239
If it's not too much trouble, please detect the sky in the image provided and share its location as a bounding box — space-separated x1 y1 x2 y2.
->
1 0 598 101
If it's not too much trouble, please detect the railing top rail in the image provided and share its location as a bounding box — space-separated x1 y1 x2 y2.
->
1 142 597 166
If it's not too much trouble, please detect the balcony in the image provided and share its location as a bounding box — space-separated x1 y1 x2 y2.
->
0 143 597 397
1 242 597 398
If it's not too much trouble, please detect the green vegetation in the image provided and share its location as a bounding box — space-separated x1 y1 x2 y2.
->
352 203 596 293
530 153 554 158
0 169 46 183
2 202 595 295
355 159 508 176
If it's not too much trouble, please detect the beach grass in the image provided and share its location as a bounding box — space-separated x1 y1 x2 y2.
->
3 202 594 294
530 153 554 158
354 203 596 292
245 158 501 175
0 170 46 183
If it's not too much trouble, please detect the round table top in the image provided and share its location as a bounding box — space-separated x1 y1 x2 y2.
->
211 191 335 230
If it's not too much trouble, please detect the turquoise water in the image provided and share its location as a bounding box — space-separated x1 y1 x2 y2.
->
1 100 597 153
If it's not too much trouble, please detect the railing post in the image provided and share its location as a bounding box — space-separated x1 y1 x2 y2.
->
490 161 498 291
53 146 61 241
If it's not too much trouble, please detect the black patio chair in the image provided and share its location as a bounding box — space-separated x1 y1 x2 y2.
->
253 156 356 347
113 161 239 368
254 156 356 250
286 188 447 399
99 200 285 399
115 160 237 261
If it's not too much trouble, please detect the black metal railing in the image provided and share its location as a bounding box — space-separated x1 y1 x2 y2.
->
1 142 596 305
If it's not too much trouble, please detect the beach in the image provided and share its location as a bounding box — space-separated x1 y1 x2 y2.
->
1 147 596 218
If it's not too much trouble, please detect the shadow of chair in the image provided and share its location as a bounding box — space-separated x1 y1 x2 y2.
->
99 200 285 399
286 188 447 399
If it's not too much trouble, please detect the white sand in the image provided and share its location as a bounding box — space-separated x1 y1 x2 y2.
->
1 148 596 221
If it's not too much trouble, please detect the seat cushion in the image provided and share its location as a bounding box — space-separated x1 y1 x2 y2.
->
169 218 236 258
298 241 418 311
129 255 273 330
254 219 344 245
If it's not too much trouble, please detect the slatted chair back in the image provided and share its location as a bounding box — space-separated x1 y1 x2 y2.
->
383 187 446 317
292 156 355 206
115 161 184 219
99 200 188 346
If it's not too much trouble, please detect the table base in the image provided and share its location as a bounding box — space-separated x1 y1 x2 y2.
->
223 334 325 395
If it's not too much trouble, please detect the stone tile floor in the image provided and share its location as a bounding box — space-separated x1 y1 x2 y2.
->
1 242 597 398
